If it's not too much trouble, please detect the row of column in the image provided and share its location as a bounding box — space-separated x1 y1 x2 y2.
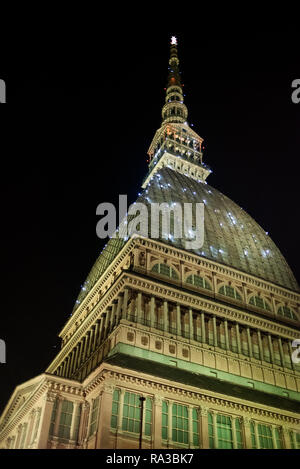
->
57 290 296 379
125 292 294 369
58 294 127 378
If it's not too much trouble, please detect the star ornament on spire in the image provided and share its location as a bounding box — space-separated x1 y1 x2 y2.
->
171 36 177 45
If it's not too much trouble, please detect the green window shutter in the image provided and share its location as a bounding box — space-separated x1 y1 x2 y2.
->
145 398 152 436
111 389 120 429
122 392 142 434
59 400 74 440
162 401 168 440
192 408 199 447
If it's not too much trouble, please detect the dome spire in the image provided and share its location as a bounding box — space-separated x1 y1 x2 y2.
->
161 36 188 124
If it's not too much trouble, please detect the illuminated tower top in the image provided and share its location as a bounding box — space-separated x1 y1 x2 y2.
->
161 36 188 125
142 36 211 188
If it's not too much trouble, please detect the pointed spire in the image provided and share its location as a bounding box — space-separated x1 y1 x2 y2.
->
161 36 188 125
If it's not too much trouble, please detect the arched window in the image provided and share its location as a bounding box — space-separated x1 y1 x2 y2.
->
186 274 212 290
249 295 272 311
151 263 179 280
218 285 242 301
277 306 298 321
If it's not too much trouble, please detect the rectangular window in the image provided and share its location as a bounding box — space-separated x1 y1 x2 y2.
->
59 400 74 440
217 414 233 449
89 396 99 436
172 404 188 444
257 423 273 449
122 392 141 433
208 412 241 449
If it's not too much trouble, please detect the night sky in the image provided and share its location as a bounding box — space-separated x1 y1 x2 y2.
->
1 29 299 414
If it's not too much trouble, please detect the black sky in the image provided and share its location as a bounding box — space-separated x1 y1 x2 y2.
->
0 29 299 414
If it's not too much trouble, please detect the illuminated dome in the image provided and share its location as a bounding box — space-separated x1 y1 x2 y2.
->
75 167 298 308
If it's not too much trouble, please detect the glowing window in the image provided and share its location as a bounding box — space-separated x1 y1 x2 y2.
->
186 274 212 290
218 285 242 301
151 263 179 280
249 296 272 311
277 306 297 321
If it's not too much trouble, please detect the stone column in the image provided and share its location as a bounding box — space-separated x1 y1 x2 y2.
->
104 311 110 337
231 416 237 449
150 297 156 328
201 312 206 344
212 316 218 347
98 316 104 346
117 388 125 434
242 417 252 449
15 425 22 449
70 402 81 443
69 349 76 377
153 395 162 449
278 338 285 367
37 392 56 449
271 425 278 449
62 360 67 378
73 345 80 374
96 383 114 449
247 327 253 358
282 426 292 449
199 406 209 449
176 305 181 336
288 341 295 371
116 296 122 325
78 400 90 447
268 334 275 364
257 330 264 361
93 320 101 351
82 334 89 363
253 420 260 449
25 409 36 448
163 301 168 332
212 411 218 449
236 323 241 354
189 308 194 341
137 293 143 324
87 327 95 357
110 302 117 329
224 320 230 350
122 288 129 320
